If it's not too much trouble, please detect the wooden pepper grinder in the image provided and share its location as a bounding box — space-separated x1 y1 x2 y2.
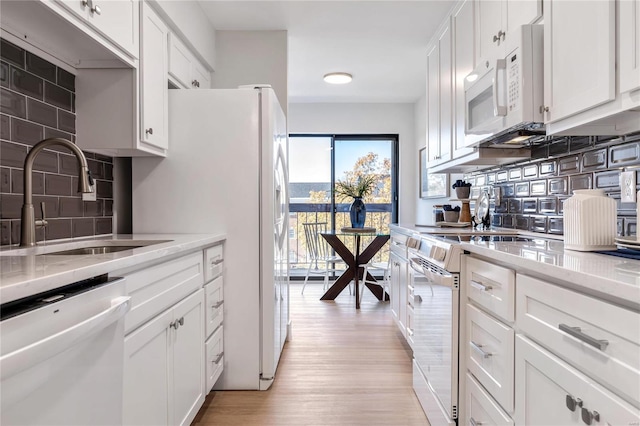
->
459 199 472 223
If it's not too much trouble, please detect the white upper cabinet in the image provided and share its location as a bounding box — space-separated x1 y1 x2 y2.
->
475 0 541 66
619 0 640 95
57 0 139 59
426 18 453 166
140 1 169 151
168 33 212 90
543 0 615 124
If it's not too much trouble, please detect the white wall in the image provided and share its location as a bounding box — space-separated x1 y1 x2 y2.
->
212 31 288 115
288 103 416 224
414 94 462 225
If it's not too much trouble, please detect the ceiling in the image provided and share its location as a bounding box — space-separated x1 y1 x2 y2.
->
198 1 456 104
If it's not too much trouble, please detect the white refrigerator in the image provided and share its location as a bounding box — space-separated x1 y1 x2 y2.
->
132 86 289 390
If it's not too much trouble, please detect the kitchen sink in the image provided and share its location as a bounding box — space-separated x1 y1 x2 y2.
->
44 245 146 255
0 239 174 256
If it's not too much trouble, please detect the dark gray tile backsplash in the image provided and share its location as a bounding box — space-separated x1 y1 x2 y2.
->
0 38 114 245
469 133 640 236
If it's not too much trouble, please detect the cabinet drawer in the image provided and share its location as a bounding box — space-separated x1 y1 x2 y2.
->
467 303 515 412
465 373 514 426
124 252 204 334
467 257 515 322
517 274 640 407
406 305 414 348
515 335 640 425
204 244 224 282
204 276 223 338
205 326 224 392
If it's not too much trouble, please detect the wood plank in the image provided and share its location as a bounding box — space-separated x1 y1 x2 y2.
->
193 282 430 425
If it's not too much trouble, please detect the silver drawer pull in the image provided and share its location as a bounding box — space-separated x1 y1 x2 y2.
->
213 352 224 364
212 300 224 309
210 258 223 266
470 418 483 426
558 324 609 351
470 341 492 358
407 328 414 337
470 280 492 291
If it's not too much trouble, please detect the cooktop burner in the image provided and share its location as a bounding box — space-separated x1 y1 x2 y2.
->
434 235 536 243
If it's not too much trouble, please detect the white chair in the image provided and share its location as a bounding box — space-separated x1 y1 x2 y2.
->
301 222 348 294
358 259 391 302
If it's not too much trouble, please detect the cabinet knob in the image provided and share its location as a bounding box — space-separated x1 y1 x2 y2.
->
540 105 550 113
565 394 583 412
91 4 101 15
145 127 154 136
192 80 200 88
581 408 600 425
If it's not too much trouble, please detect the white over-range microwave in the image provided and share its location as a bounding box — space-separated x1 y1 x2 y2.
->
464 24 544 145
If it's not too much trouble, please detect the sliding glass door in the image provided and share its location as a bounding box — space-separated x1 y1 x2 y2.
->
288 134 398 277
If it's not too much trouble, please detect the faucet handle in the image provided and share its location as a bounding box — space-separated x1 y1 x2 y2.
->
36 201 48 228
87 169 94 186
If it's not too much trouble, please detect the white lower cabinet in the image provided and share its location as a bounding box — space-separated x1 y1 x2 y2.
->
465 373 513 426
123 289 205 426
515 335 640 425
206 325 224 392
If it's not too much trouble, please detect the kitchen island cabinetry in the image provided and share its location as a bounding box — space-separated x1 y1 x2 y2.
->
390 230 413 339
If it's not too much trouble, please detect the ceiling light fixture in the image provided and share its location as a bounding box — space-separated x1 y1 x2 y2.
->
465 73 478 82
323 72 353 84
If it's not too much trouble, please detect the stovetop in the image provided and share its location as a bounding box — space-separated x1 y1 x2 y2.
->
434 235 537 243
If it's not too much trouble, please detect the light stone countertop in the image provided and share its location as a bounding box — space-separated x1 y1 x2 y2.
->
0 234 226 304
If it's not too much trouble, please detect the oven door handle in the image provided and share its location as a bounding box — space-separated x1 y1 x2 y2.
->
409 257 456 288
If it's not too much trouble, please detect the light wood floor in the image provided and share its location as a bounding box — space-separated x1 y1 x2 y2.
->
193 282 429 426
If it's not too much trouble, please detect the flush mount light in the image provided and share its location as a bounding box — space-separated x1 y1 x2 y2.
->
465 73 478 82
323 72 353 84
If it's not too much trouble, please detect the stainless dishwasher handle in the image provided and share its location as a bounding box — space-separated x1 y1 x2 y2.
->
470 280 492 291
470 340 492 358
558 324 609 351
212 300 224 309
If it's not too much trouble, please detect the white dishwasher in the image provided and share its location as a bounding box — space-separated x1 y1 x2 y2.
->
0 275 130 425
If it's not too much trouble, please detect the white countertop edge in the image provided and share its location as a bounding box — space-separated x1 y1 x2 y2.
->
0 233 226 304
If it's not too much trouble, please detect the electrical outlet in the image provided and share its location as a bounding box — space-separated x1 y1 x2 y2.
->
82 184 97 202
620 171 636 203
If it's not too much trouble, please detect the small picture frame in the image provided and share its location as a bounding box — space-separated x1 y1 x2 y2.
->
419 148 449 199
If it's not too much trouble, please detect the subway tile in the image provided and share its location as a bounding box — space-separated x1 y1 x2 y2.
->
530 180 547 196
569 173 593 193
45 174 72 196
548 177 568 195
44 128 73 146
610 192 636 216
625 132 640 143
0 62 8 87
26 98 57 127
96 180 113 198
531 144 548 160
509 168 522 181
501 183 515 198
0 88 26 117
45 218 71 240
515 182 529 197
522 198 537 213
11 117 43 145
558 155 581 175
625 218 637 237
11 169 44 194
508 199 522 213
523 164 538 179
596 135 622 145
609 142 640 167
539 160 556 176
496 171 508 182
529 216 547 233
84 199 103 217
618 218 624 236
58 109 75 133
31 149 58 173
0 193 22 219
10 67 44 99
486 173 495 184
0 141 27 167
95 217 112 235
570 136 592 152
26 52 56 82
0 40 24 68
0 114 9 140
104 163 113 180
594 170 620 189
0 167 9 193
538 198 558 215
495 199 508 213
32 195 59 218
0 220 10 245
548 138 570 157
516 216 530 230
491 214 502 227
558 196 569 214
59 197 83 217
57 68 75 91
87 159 104 179
502 215 516 228
71 93 75 113
104 199 113 216
475 175 486 186
72 218 94 237
44 82 72 111
582 148 607 171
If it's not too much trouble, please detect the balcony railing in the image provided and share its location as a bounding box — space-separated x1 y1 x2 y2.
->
289 203 392 278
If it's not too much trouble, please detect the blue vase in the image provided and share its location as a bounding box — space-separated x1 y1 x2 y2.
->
349 197 366 228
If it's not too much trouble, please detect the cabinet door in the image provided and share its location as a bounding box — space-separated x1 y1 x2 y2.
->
543 0 615 123
87 0 138 58
619 0 640 94
172 290 205 426
475 0 504 65
123 309 172 426
426 43 440 163
140 1 169 151
515 336 640 425
438 20 452 163
168 32 192 89
57 0 89 19
192 60 211 89
398 256 408 336
505 0 541 31
389 253 401 323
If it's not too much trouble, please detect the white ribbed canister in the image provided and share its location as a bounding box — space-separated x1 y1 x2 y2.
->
563 189 617 251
